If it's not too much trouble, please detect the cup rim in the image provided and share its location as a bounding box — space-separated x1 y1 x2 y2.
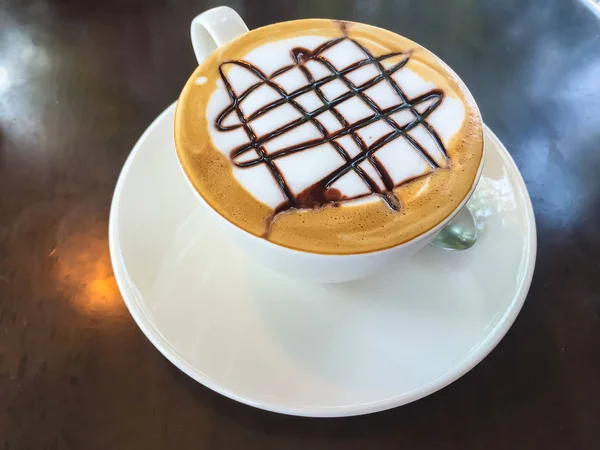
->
174 18 486 256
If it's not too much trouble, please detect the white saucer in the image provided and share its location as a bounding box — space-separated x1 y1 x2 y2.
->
109 103 536 417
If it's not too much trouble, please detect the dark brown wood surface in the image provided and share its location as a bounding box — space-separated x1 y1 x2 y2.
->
1 0 599 448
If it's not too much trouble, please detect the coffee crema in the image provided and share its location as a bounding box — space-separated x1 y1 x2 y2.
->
176 19 483 254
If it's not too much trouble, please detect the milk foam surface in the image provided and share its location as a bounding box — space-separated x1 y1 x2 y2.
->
175 19 484 254
206 35 466 210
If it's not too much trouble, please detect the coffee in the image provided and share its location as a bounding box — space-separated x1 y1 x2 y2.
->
176 19 483 254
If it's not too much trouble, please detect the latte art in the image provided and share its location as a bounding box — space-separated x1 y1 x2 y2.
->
176 19 483 254
214 36 449 226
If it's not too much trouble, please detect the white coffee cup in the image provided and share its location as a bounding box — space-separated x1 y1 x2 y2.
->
179 6 484 283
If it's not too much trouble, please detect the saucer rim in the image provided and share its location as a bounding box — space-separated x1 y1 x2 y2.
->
109 102 537 417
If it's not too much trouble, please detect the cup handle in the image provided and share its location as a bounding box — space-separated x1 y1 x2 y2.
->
191 6 249 65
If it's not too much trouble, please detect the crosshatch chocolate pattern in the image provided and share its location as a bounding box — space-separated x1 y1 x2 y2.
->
215 36 448 217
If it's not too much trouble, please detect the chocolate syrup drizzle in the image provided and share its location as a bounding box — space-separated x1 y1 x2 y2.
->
215 24 448 234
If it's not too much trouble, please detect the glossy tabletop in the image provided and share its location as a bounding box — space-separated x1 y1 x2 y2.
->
1 0 599 448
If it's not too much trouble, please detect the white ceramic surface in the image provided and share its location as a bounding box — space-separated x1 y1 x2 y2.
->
182 7 485 283
109 103 536 417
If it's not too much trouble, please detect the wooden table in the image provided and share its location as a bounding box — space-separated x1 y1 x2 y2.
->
1 0 599 448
